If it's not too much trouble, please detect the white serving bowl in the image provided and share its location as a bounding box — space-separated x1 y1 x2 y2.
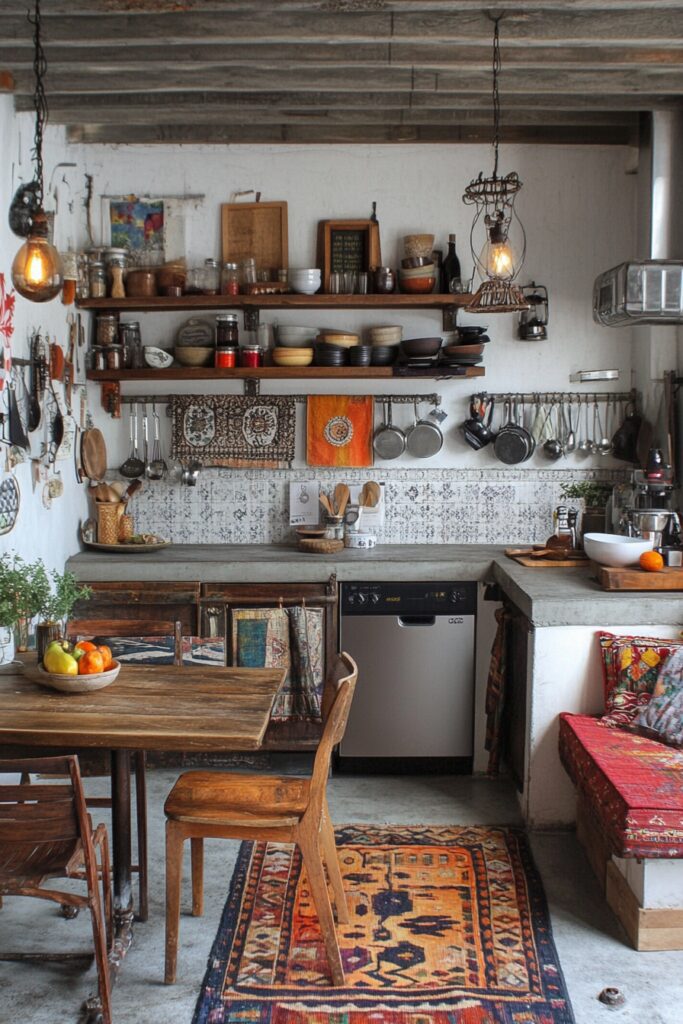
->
290 281 321 295
583 532 654 567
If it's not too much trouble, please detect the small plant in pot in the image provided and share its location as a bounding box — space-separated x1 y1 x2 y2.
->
32 566 92 661
560 482 613 539
0 553 51 668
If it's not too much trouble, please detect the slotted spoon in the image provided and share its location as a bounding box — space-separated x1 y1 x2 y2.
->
119 403 145 478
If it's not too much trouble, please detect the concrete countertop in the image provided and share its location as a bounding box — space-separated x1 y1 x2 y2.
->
66 543 683 628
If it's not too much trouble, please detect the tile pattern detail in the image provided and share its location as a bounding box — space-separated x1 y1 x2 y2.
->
133 468 627 545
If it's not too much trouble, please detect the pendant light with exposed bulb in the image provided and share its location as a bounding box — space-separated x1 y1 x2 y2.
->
462 15 529 313
10 0 63 303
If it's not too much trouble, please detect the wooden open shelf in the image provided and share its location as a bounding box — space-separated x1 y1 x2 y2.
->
87 366 485 382
76 293 473 314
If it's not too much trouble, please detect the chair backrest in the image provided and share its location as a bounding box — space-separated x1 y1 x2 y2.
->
307 652 358 818
0 755 91 885
66 618 183 667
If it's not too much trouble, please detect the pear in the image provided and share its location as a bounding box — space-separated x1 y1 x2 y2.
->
44 646 79 676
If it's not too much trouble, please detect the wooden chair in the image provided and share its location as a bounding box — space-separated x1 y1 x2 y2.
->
163 652 358 987
66 617 183 922
0 755 113 1024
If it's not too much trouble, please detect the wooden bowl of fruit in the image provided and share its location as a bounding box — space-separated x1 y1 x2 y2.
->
34 640 120 693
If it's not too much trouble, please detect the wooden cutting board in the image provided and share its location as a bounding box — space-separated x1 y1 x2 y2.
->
221 201 288 274
596 565 683 591
505 548 587 568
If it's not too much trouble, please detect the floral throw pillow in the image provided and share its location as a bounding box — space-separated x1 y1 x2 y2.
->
636 647 683 748
598 631 683 728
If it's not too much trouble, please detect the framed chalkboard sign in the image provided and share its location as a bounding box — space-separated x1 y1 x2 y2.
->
317 219 382 293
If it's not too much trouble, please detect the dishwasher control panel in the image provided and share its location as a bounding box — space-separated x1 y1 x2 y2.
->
341 581 476 615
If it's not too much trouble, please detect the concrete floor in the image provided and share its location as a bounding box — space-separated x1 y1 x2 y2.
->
2 768 683 1024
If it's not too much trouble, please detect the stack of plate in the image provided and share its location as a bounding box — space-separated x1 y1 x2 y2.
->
441 341 486 366
275 324 319 348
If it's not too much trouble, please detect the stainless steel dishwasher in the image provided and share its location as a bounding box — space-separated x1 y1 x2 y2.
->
338 581 476 772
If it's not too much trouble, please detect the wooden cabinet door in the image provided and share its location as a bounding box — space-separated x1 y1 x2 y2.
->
74 581 200 634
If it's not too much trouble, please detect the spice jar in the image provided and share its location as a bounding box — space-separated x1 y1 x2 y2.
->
239 343 263 368
91 346 107 371
76 251 90 299
96 313 119 346
221 262 239 296
202 258 220 295
105 344 124 370
105 250 128 298
89 260 107 298
238 257 257 291
216 313 239 347
215 346 237 368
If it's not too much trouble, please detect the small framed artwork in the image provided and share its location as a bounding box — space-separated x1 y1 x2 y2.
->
101 195 165 265
317 219 382 293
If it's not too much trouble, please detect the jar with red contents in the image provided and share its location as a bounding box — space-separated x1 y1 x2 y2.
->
215 347 237 368
239 344 263 368
221 262 239 296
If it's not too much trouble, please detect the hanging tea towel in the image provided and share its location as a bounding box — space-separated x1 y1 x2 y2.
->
306 394 374 468
171 395 295 468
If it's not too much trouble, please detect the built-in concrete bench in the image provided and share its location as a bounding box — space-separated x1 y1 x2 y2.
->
559 712 683 951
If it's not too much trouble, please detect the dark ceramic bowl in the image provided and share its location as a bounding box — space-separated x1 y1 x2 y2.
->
401 256 434 270
370 346 397 366
443 342 484 357
456 326 488 339
401 336 442 358
349 346 372 366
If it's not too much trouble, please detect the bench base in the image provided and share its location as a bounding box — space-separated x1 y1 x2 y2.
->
606 862 683 951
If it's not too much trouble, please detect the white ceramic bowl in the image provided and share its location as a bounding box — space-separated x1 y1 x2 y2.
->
583 532 654 567
346 532 377 549
290 281 321 295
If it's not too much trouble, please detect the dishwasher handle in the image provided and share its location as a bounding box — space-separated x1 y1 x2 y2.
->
398 615 436 627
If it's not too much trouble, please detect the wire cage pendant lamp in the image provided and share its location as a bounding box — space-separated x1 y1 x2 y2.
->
10 0 63 303
462 15 529 313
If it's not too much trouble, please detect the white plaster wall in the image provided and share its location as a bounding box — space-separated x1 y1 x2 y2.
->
0 96 88 571
525 623 682 827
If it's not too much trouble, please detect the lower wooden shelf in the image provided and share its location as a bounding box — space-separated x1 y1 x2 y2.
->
87 366 485 381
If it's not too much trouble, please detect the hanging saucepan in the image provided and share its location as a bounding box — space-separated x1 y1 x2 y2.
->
494 398 531 465
373 400 406 460
406 401 443 458
516 397 536 461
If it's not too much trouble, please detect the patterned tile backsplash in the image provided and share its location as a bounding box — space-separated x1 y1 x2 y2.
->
132 467 627 545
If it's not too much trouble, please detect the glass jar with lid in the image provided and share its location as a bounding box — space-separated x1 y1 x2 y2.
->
215 313 239 347
221 262 239 296
104 248 128 298
238 257 257 290
89 260 107 298
119 321 143 368
96 313 118 346
239 343 263 368
202 258 220 295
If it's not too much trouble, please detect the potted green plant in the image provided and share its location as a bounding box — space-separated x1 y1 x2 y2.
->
0 553 50 668
33 566 92 660
560 482 612 539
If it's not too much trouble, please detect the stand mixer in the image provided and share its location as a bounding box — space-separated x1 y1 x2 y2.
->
614 456 681 549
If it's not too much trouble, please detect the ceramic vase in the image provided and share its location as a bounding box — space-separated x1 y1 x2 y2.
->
0 624 16 671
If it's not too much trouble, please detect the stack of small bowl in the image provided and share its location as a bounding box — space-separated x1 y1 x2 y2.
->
288 268 321 295
440 325 488 367
366 324 402 366
272 323 317 367
399 234 437 294
315 330 362 367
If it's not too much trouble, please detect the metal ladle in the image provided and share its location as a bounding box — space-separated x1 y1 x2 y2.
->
543 402 563 460
119 402 145 478
145 403 167 480
597 397 612 456
577 396 592 455
564 398 576 453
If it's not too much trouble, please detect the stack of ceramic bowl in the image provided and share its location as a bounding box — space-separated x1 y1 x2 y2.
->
367 324 401 366
399 234 437 294
289 268 321 295
440 325 489 367
275 324 318 347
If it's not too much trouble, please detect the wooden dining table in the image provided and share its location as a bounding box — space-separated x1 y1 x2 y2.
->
0 661 285 960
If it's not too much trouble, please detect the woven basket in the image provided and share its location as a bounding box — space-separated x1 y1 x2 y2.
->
97 503 121 545
298 538 344 554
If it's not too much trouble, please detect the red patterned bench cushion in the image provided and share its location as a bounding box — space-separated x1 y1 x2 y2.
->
559 713 683 858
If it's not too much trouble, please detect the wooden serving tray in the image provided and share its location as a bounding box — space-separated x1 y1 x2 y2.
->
596 565 683 591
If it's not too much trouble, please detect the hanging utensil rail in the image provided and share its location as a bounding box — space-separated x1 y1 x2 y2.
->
473 389 634 404
119 392 443 409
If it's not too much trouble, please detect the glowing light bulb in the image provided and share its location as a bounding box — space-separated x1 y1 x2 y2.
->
477 214 521 282
488 241 514 277
11 211 63 302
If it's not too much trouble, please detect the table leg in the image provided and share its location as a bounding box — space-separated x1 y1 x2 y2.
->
109 748 134 969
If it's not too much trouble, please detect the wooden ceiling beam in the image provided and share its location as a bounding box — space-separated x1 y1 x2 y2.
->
29 1 683 13
3 9 683 46
65 122 636 146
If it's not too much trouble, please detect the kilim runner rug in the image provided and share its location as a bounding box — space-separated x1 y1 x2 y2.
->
193 824 575 1024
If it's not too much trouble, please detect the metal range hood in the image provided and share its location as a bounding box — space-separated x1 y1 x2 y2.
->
593 111 683 326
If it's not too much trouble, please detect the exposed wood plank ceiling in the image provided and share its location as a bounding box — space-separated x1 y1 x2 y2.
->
2 0 682 146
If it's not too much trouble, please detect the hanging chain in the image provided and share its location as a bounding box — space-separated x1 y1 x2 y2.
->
27 0 48 204
491 15 502 180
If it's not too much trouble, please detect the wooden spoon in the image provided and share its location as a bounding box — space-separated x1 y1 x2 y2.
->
319 493 335 517
91 482 121 502
360 481 381 508
334 483 350 517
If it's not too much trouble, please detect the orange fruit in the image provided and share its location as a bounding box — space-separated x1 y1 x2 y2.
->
97 645 113 670
639 550 664 572
78 649 105 675
74 640 97 653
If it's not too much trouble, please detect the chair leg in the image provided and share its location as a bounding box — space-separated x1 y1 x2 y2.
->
94 824 114 951
134 750 148 922
165 820 184 984
191 838 204 917
298 831 345 987
88 880 113 1024
320 804 348 925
